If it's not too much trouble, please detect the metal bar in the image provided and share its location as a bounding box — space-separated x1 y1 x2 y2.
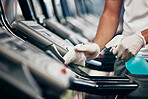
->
70 79 138 95
17 0 34 20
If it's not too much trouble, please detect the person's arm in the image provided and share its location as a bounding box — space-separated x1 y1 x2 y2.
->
94 0 123 50
64 0 123 65
141 29 148 43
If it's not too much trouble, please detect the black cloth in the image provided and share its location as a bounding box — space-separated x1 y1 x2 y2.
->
114 58 148 99
114 58 129 77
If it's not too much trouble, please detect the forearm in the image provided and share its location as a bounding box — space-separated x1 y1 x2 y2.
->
93 14 120 50
93 0 122 51
141 29 148 43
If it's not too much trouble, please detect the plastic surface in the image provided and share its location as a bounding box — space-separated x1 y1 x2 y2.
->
126 56 148 75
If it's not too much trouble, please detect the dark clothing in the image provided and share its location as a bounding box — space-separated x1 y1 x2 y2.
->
114 58 129 77
114 58 148 99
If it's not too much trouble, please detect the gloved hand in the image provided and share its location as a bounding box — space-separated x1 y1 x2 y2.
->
111 33 146 62
63 43 100 66
63 47 86 66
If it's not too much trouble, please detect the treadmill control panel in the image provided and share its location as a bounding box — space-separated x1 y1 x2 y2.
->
12 21 74 56
22 21 73 49
0 29 74 94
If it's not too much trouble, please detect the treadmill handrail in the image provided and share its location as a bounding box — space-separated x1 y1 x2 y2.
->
0 0 15 34
70 78 138 95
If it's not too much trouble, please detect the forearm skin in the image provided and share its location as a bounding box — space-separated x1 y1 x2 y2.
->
93 0 123 51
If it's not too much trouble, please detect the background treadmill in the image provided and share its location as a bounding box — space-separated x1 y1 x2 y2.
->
74 0 99 26
59 0 97 40
29 0 90 45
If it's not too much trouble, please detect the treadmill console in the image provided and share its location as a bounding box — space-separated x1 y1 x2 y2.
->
0 28 74 95
12 20 74 56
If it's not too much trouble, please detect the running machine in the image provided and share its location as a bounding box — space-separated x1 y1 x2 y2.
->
59 0 97 40
0 0 108 75
0 31 42 99
75 0 99 26
82 0 100 17
0 0 134 81
82 0 98 16
63 0 96 27
29 0 90 45
0 12 140 98
0 25 143 99
51 0 84 34
2 2 148 98
0 28 74 98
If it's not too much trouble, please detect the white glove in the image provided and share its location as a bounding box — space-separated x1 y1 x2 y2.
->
63 43 100 66
111 33 146 62
75 43 100 61
63 47 86 66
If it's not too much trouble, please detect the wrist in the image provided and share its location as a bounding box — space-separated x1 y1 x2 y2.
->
141 29 148 44
93 43 100 51
93 43 101 58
